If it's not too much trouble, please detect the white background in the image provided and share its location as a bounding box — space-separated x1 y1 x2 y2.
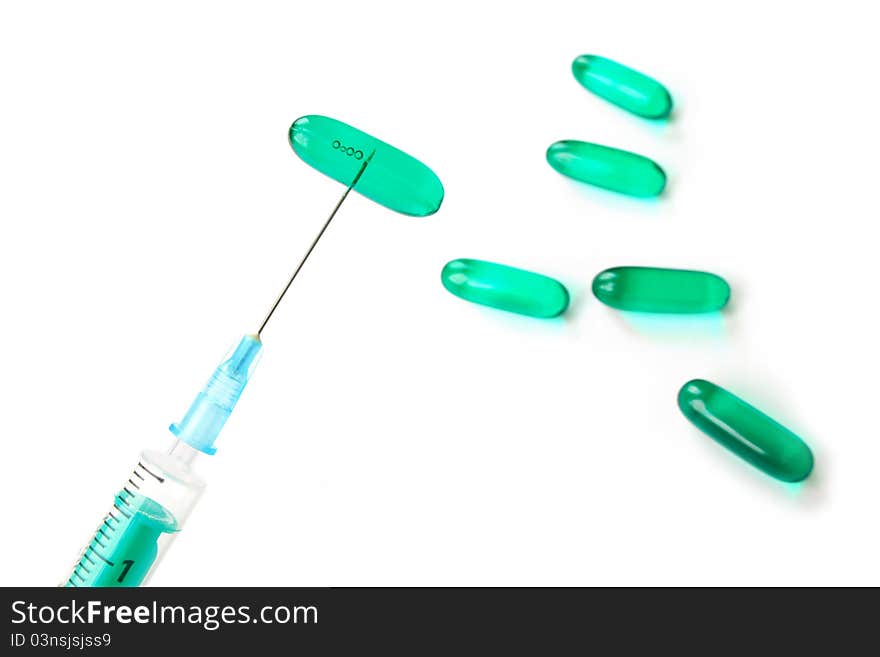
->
1 1 877 586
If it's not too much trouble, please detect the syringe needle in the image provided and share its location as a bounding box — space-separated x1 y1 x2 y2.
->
256 151 375 338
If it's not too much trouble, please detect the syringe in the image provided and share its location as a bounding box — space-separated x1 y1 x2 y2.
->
64 154 372 587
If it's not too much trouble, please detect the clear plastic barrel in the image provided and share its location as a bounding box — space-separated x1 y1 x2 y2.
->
64 442 205 587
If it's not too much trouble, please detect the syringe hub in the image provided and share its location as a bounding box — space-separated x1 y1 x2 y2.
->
169 334 262 455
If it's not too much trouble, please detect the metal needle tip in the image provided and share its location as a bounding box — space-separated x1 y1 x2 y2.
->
256 151 374 338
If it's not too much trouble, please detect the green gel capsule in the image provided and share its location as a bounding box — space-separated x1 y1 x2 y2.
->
592 267 730 313
678 379 814 483
572 55 673 119
289 115 444 217
441 259 569 318
546 141 666 197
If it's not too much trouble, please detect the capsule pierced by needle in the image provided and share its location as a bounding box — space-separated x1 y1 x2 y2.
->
171 114 447 457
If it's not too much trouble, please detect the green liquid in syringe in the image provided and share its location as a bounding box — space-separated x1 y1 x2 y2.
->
67 489 178 587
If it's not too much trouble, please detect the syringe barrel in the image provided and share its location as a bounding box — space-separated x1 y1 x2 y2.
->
65 442 205 587
66 334 262 586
